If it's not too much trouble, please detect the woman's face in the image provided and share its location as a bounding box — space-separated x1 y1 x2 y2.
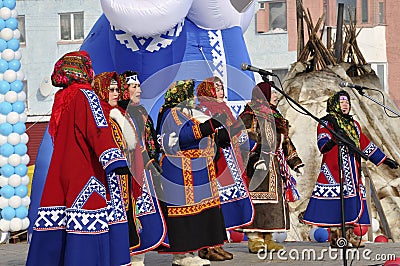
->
269 91 279 106
340 98 350 114
128 83 142 104
108 85 120 107
215 80 225 102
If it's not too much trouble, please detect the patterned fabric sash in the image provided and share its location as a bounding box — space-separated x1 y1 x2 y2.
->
276 148 300 202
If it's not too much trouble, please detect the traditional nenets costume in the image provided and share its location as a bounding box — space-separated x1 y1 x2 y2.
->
239 82 303 253
303 90 398 247
118 71 167 265
156 80 227 266
26 51 131 266
196 77 254 261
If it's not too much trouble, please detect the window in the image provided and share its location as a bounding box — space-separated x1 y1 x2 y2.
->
259 2 265 9
379 2 385 24
60 12 84 41
361 0 368 23
268 1 287 31
338 0 356 23
17 15 26 44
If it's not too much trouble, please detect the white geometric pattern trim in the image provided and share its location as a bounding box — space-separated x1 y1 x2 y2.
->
81 89 108 128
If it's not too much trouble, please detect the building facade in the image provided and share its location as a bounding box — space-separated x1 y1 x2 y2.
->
245 0 397 106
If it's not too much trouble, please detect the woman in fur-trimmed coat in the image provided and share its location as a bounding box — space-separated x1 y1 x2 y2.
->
239 82 303 253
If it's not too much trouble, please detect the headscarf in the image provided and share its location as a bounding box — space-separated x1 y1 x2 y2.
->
197 76 235 124
326 90 360 148
51 50 94 88
243 82 272 120
119 70 139 101
93 71 121 102
48 50 94 141
251 81 272 102
156 79 195 133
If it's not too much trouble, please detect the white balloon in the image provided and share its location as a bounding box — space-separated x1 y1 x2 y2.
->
309 228 318 242
0 28 13 41
0 219 10 232
272 232 287 243
9 217 22 232
0 73 3 80
21 196 30 206
8 195 21 208
0 135 8 146
3 70 16 83
0 114 6 124
13 29 21 40
0 94 4 102
16 70 24 81
8 173 21 187
20 154 30 165
8 154 21 167
0 196 8 209
0 7 11 20
6 112 19 124
20 175 30 186
19 113 27 123
1 49 15 61
20 133 29 144
17 91 26 101
21 217 29 230
0 175 8 187
0 155 8 166
14 50 22 60
372 218 380 233
10 9 18 18
5 91 18 103
7 132 20 145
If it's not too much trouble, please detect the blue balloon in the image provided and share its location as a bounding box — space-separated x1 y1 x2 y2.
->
2 0 16 9
0 39 7 51
8 59 20 71
1 163 14 177
0 102 12 115
12 122 26 134
14 143 27 155
15 206 28 219
314 228 329 242
0 122 13 136
1 206 15 220
0 185 15 199
15 164 28 177
10 80 23 93
0 143 14 156
15 184 28 198
5 18 18 31
12 101 25 113
7 39 20 51
0 80 10 94
0 59 9 73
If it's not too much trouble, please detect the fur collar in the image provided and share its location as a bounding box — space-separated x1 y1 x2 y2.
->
109 108 137 151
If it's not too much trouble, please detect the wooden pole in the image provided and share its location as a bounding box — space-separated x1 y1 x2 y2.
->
334 3 344 63
327 26 332 50
296 0 304 60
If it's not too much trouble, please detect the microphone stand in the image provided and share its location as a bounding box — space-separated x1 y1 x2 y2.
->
352 87 400 117
261 75 368 266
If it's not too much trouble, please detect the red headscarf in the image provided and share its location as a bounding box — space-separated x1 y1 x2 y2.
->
48 51 94 141
197 76 236 125
93 71 121 102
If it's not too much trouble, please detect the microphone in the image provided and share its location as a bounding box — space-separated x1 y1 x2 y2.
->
241 63 276 77
339 81 369 95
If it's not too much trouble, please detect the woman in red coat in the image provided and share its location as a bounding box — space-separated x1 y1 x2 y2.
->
27 52 131 266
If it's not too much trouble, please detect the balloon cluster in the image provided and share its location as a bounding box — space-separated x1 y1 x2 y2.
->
0 0 30 233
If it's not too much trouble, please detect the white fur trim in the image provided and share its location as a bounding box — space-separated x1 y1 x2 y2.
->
110 108 137 151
